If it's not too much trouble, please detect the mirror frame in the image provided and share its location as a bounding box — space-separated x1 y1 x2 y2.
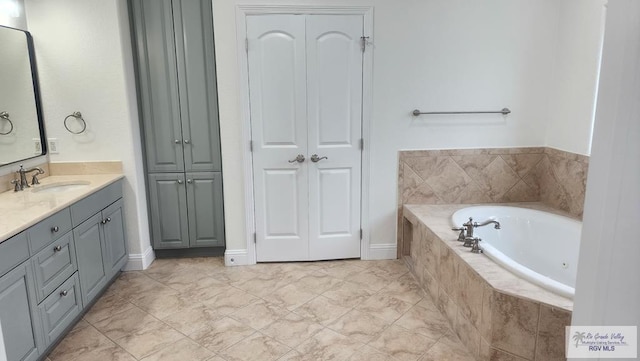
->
0 25 47 165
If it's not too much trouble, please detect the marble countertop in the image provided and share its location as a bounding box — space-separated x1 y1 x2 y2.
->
404 202 575 311
0 174 124 243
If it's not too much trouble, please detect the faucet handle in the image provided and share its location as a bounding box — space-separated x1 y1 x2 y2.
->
470 237 483 254
452 227 466 241
31 174 41 185
10 179 20 192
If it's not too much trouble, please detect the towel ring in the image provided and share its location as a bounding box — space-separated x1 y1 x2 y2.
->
64 111 87 134
0 111 14 135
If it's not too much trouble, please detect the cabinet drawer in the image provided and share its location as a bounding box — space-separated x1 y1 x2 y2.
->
32 233 78 303
0 232 29 278
28 208 72 255
71 180 122 227
39 273 82 345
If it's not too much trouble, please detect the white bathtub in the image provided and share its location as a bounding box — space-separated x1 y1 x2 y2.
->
451 206 581 299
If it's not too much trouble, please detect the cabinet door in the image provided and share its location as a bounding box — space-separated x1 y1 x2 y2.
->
148 173 189 249
131 0 185 173
0 263 42 361
173 0 222 172
185 172 225 247
73 213 107 306
102 199 128 279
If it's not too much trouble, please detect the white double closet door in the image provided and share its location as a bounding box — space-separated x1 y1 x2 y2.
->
247 14 364 262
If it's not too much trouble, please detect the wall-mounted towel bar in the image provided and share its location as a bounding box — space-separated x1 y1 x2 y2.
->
412 108 511 116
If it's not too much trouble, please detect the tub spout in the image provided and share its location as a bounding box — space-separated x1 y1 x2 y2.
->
474 219 501 229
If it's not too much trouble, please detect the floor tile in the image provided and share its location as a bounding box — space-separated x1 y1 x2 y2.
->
261 312 324 348
49 257 471 361
321 280 374 307
189 316 256 352
139 337 214 361
83 293 135 325
395 304 453 339
113 322 185 359
91 306 162 340
348 345 398 361
230 299 290 330
369 325 438 361
293 295 351 326
199 285 260 314
48 325 116 361
262 282 318 310
161 303 223 335
327 309 390 343
356 293 414 323
220 332 291 361
295 328 364 361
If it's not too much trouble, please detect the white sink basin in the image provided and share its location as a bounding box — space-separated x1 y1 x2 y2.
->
32 181 91 194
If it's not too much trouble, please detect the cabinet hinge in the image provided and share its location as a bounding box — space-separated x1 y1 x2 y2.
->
245 38 249 53
360 229 363 240
253 232 257 243
249 140 253 152
360 138 364 150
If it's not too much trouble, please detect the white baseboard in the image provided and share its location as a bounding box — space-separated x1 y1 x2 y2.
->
123 246 155 271
367 243 397 260
225 249 251 266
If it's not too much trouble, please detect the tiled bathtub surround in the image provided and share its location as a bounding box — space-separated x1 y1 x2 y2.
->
403 204 572 361
397 147 588 231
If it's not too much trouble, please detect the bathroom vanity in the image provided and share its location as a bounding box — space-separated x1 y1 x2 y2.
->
0 175 126 361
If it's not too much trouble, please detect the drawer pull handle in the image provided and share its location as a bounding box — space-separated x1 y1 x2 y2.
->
60 290 68 297
51 226 59 233
53 245 62 252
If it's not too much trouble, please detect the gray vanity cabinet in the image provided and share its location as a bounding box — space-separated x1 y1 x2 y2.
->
148 173 190 249
0 263 42 361
102 199 129 279
131 0 225 251
148 172 224 249
73 213 108 307
186 172 225 248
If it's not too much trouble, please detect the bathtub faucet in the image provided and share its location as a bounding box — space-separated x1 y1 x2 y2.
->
458 217 501 239
475 219 501 230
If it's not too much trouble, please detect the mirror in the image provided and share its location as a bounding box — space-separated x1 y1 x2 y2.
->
0 25 46 165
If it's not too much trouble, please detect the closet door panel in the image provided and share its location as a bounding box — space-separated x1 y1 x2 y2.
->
131 0 184 173
173 0 222 172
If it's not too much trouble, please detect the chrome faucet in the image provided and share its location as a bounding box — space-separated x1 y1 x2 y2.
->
12 164 45 191
452 217 500 251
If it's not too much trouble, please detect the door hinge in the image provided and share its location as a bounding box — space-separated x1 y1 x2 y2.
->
360 229 363 240
253 232 257 243
245 38 249 53
360 138 364 150
249 140 253 152
360 36 370 52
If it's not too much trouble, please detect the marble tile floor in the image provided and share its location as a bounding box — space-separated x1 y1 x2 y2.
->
46 257 475 361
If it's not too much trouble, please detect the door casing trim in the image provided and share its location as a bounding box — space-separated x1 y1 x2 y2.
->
235 4 374 265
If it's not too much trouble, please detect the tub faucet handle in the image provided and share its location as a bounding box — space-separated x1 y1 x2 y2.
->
452 227 466 242
470 237 482 254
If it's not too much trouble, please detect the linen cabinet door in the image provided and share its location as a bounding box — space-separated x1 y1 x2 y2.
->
131 0 185 173
148 173 190 249
101 199 128 279
0 263 42 361
185 172 225 247
173 0 222 172
73 213 108 306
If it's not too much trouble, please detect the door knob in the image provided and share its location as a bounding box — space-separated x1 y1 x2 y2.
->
310 154 328 163
288 154 305 163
